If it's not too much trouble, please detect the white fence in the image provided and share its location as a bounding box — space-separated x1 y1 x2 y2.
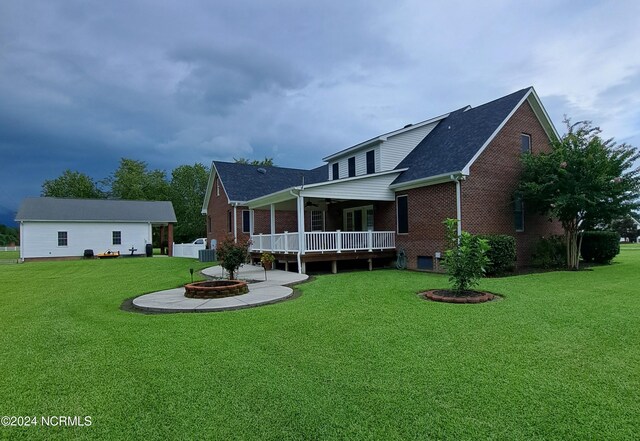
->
172 243 205 258
0 246 19 252
250 231 395 254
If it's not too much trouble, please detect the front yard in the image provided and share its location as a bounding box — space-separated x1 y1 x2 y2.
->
1 251 639 439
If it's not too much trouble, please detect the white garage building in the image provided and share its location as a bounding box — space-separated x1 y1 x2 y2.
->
16 197 176 261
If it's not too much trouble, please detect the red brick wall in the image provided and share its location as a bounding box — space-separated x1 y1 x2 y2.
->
461 100 563 264
393 100 562 270
395 183 457 271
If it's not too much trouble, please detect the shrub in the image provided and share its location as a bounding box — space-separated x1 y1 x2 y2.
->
531 235 566 268
477 235 516 275
216 236 251 279
442 219 490 294
580 231 620 264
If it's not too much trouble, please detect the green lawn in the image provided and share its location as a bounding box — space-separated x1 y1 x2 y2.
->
0 250 19 260
0 253 638 440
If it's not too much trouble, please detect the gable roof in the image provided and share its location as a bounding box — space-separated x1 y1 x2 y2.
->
392 87 533 186
212 161 328 203
16 197 177 223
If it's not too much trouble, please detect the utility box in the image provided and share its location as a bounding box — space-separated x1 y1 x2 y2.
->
198 249 216 262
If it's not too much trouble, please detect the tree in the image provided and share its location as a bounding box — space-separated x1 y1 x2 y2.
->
518 119 640 269
610 216 639 242
41 170 103 199
169 163 209 242
233 157 275 166
107 158 169 201
0 224 19 246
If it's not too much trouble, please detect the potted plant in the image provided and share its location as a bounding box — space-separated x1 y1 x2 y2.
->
260 252 275 270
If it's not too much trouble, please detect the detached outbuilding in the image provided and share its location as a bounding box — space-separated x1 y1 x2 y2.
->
15 197 177 261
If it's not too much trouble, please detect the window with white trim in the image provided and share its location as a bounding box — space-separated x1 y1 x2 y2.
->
58 231 68 247
332 163 339 180
348 157 356 177
521 133 531 154
514 194 524 232
242 210 251 233
366 150 375 174
311 211 324 231
343 205 373 231
397 195 408 234
112 231 122 245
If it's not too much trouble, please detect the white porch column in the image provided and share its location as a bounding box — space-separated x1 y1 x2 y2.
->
293 193 306 274
297 194 305 255
233 204 238 243
270 204 276 236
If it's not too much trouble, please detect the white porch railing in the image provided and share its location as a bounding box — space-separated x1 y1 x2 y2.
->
250 231 395 254
172 243 205 258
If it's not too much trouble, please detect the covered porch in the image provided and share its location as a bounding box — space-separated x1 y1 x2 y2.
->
246 170 401 273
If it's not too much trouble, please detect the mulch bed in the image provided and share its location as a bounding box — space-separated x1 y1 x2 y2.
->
420 289 498 304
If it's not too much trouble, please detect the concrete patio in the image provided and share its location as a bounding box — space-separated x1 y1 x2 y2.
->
132 264 308 313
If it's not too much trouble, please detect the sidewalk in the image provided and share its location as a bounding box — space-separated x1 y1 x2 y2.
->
132 264 308 313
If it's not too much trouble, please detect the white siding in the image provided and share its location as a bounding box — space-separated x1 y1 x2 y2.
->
327 123 437 177
379 122 438 170
21 221 152 259
301 172 399 201
330 145 381 179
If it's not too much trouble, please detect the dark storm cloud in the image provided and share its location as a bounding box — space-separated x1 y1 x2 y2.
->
169 44 309 115
1 0 639 214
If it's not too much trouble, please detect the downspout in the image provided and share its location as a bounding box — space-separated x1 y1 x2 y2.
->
451 174 465 237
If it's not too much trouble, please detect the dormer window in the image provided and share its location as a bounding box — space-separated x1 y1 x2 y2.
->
521 134 531 153
332 163 339 180
366 150 375 174
348 157 356 177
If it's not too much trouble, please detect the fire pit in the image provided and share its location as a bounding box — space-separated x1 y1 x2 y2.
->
184 280 249 299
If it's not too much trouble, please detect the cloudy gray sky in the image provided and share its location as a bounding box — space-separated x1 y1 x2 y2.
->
1 0 639 220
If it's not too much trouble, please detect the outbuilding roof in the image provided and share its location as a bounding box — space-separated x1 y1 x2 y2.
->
392 87 531 185
16 197 177 223
213 161 327 202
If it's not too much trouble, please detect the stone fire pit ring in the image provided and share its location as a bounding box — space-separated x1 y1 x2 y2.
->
184 280 249 299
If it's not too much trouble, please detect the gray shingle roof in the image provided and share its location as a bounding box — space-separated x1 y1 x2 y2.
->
214 161 327 202
393 87 531 185
16 198 177 222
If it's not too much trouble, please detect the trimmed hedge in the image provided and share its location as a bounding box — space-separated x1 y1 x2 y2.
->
477 234 516 275
531 235 566 269
580 231 620 264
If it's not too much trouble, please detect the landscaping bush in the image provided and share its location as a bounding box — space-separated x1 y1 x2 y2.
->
477 234 516 275
580 231 620 264
442 219 490 294
216 236 251 279
531 235 566 268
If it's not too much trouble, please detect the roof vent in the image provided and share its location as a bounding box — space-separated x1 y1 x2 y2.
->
403 123 413 128
257 168 266 174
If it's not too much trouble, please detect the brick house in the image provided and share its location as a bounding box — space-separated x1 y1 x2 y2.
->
202 87 562 273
